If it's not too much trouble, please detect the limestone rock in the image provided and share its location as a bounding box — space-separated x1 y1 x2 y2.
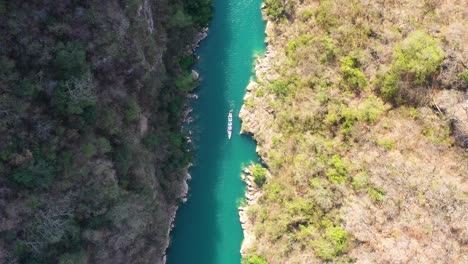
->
191 70 200 81
435 89 468 148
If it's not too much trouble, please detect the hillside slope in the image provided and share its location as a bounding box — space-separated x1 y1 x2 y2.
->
240 0 467 263
0 0 210 263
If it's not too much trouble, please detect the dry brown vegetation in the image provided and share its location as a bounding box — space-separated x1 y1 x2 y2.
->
240 0 468 263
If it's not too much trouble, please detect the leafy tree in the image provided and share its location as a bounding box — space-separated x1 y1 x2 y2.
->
356 96 385 124
96 137 112 155
54 41 88 80
114 143 132 179
175 73 196 92
242 254 268 264
392 31 445 83
178 55 197 69
182 0 212 25
314 0 337 31
53 77 96 116
125 95 140 123
313 226 349 260
82 143 97 158
10 159 55 189
264 0 292 21
58 251 87 264
340 55 367 90
0 0 5 15
368 187 385 202
268 79 290 98
459 70 468 87
142 132 159 150
380 71 399 100
97 109 120 135
251 163 267 187
18 78 37 98
352 172 369 190
326 155 348 184
169 9 193 28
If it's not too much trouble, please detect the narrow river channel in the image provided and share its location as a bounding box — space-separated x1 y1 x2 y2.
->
167 0 266 263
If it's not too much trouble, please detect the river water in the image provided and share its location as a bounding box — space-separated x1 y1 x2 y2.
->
167 0 265 263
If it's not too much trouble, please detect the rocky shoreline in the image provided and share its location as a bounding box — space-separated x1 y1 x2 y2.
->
238 12 275 258
238 167 262 254
161 27 208 264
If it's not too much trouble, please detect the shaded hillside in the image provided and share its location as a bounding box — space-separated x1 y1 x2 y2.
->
240 0 467 263
0 0 211 263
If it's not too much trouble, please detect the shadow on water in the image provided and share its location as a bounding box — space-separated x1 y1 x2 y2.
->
166 0 231 263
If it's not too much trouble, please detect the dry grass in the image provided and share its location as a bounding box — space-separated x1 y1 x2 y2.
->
240 0 468 263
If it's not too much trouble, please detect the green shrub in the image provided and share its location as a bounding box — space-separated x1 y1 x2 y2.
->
96 137 112 155
264 182 282 202
82 105 97 124
377 139 395 150
0 0 5 15
182 0 212 25
459 69 468 88
97 109 120 135
251 163 267 187
286 34 313 57
18 79 37 98
392 31 445 83
170 132 185 148
82 143 97 159
10 160 55 189
255 88 265 97
0 230 17 242
264 0 292 21
313 226 348 260
58 251 88 264
408 107 420 119
313 238 336 260
143 132 159 149
326 155 348 184
175 72 196 92
179 54 197 69
318 37 336 63
268 79 290 98
368 187 385 202
340 56 367 90
299 9 314 21
242 254 268 264
357 96 385 124
169 8 193 28
352 172 369 190
380 71 399 100
125 95 140 123
340 104 357 134
315 0 337 31
58 151 73 176
325 226 348 254
53 77 96 116
54 41 88 80
114 143 132 178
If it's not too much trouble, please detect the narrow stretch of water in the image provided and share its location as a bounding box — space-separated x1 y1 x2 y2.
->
167 0 266 263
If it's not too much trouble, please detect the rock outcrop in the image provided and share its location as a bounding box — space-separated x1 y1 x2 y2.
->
434 89 468 148
239 168 262 254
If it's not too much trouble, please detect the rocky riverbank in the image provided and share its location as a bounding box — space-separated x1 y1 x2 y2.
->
238 11 275 259
162 27 208 264
238 167 262 254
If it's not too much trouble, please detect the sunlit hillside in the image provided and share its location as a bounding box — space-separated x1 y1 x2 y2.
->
240 0 467 263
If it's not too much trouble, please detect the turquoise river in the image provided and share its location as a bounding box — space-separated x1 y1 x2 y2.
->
167 0 266 263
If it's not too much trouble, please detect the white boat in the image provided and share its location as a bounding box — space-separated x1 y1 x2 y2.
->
227 110 233 139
